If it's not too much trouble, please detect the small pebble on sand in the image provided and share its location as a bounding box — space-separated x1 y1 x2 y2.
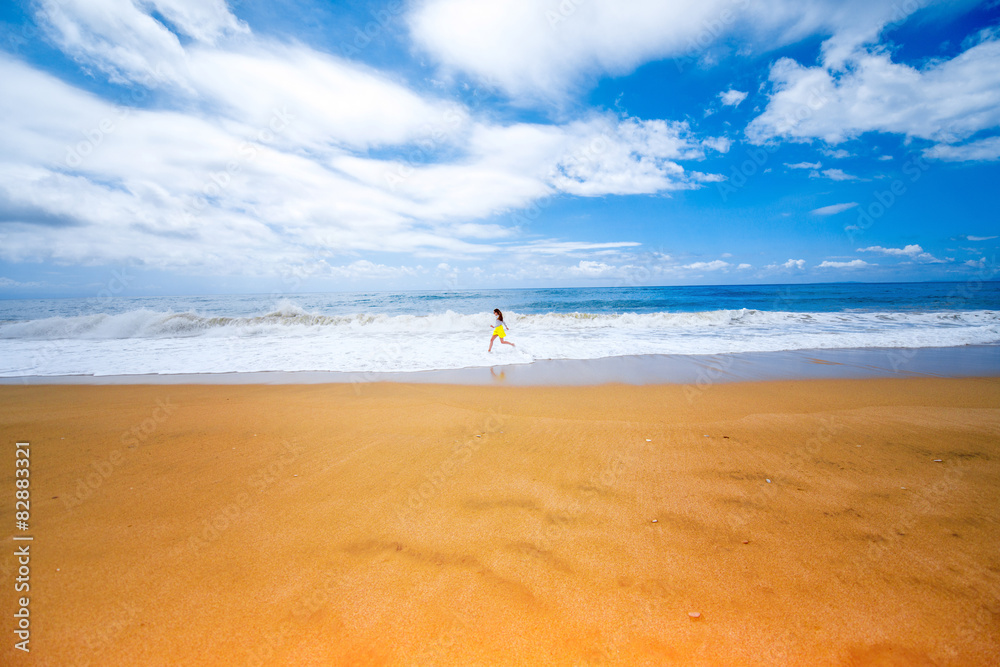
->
933 459 943 462
652 519 658 523
766 479 771 483
688 612 701 619
742 540 749 544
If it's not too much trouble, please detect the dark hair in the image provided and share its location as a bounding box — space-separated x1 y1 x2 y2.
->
494 309 503 322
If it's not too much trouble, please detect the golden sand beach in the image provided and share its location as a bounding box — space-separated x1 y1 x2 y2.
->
1 377 998 665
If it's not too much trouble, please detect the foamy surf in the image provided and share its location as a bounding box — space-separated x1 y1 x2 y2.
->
2 307 998 339
0 302 997 377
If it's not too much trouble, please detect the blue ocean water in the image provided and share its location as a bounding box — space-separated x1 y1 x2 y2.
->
2 281 998 321
0 282 997 377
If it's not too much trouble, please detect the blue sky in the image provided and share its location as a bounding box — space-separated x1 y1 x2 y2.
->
0 0 998 297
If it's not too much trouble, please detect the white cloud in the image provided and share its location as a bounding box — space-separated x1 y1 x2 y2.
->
719 89 748 107
821 148 851 158
0 277 42 288
35 0 248 90
747 36 1000 150
541 117 722 196
786 161 821 169
689 171 727 183
702 136 732 153
766 258 805 270
408 0 942 100
811 202 858 215
858 244 924 256
328 260 421 280
737 263 752 270
966 235 998 241
481 248 712 283
924 136 1000 162
511 241 641 255
409 0 739 99
811 168 861 181
33 1 470 155
568 260 615 277
1 1 723 275
965 257 987 268
915 253 950 264
12 0 988 285
857 244 948 263
818 259 871 268
682 260 730 271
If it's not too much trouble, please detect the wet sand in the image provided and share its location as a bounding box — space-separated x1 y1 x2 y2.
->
4 344 999 386
1 377 998 665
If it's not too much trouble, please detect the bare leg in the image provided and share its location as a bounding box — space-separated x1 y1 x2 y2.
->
489 334 497 351
501 339 515 347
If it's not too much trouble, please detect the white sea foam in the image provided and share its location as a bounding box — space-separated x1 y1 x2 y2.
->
1 306 997 376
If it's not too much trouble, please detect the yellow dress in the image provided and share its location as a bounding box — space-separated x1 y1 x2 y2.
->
492 325 505 338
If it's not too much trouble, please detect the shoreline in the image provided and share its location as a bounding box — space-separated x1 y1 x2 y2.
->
2 343 998 385
1 377 997 664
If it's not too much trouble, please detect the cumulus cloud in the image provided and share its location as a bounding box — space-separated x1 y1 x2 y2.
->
409 0 743 99
10 0 989 286
818 259 871 268
719 89 748 107
811 202 858 215
857 244 948 263
811 168 862 181
408 0 943 100
682 260 730 271
821 148 851 158
34 0 245 90
747 34 1000 153
701 136 732 153
541 117 725 196
36 0 466 152
857 244 922 256
765 258 805 270
0 1 726 274
568 260 616 277
924 136 1000 163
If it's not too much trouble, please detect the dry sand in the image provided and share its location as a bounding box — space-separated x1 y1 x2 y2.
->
1 377 998 665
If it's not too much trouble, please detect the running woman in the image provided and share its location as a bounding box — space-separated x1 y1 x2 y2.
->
489 309 516 352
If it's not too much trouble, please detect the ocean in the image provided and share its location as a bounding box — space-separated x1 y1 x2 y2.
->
0 282 998 378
